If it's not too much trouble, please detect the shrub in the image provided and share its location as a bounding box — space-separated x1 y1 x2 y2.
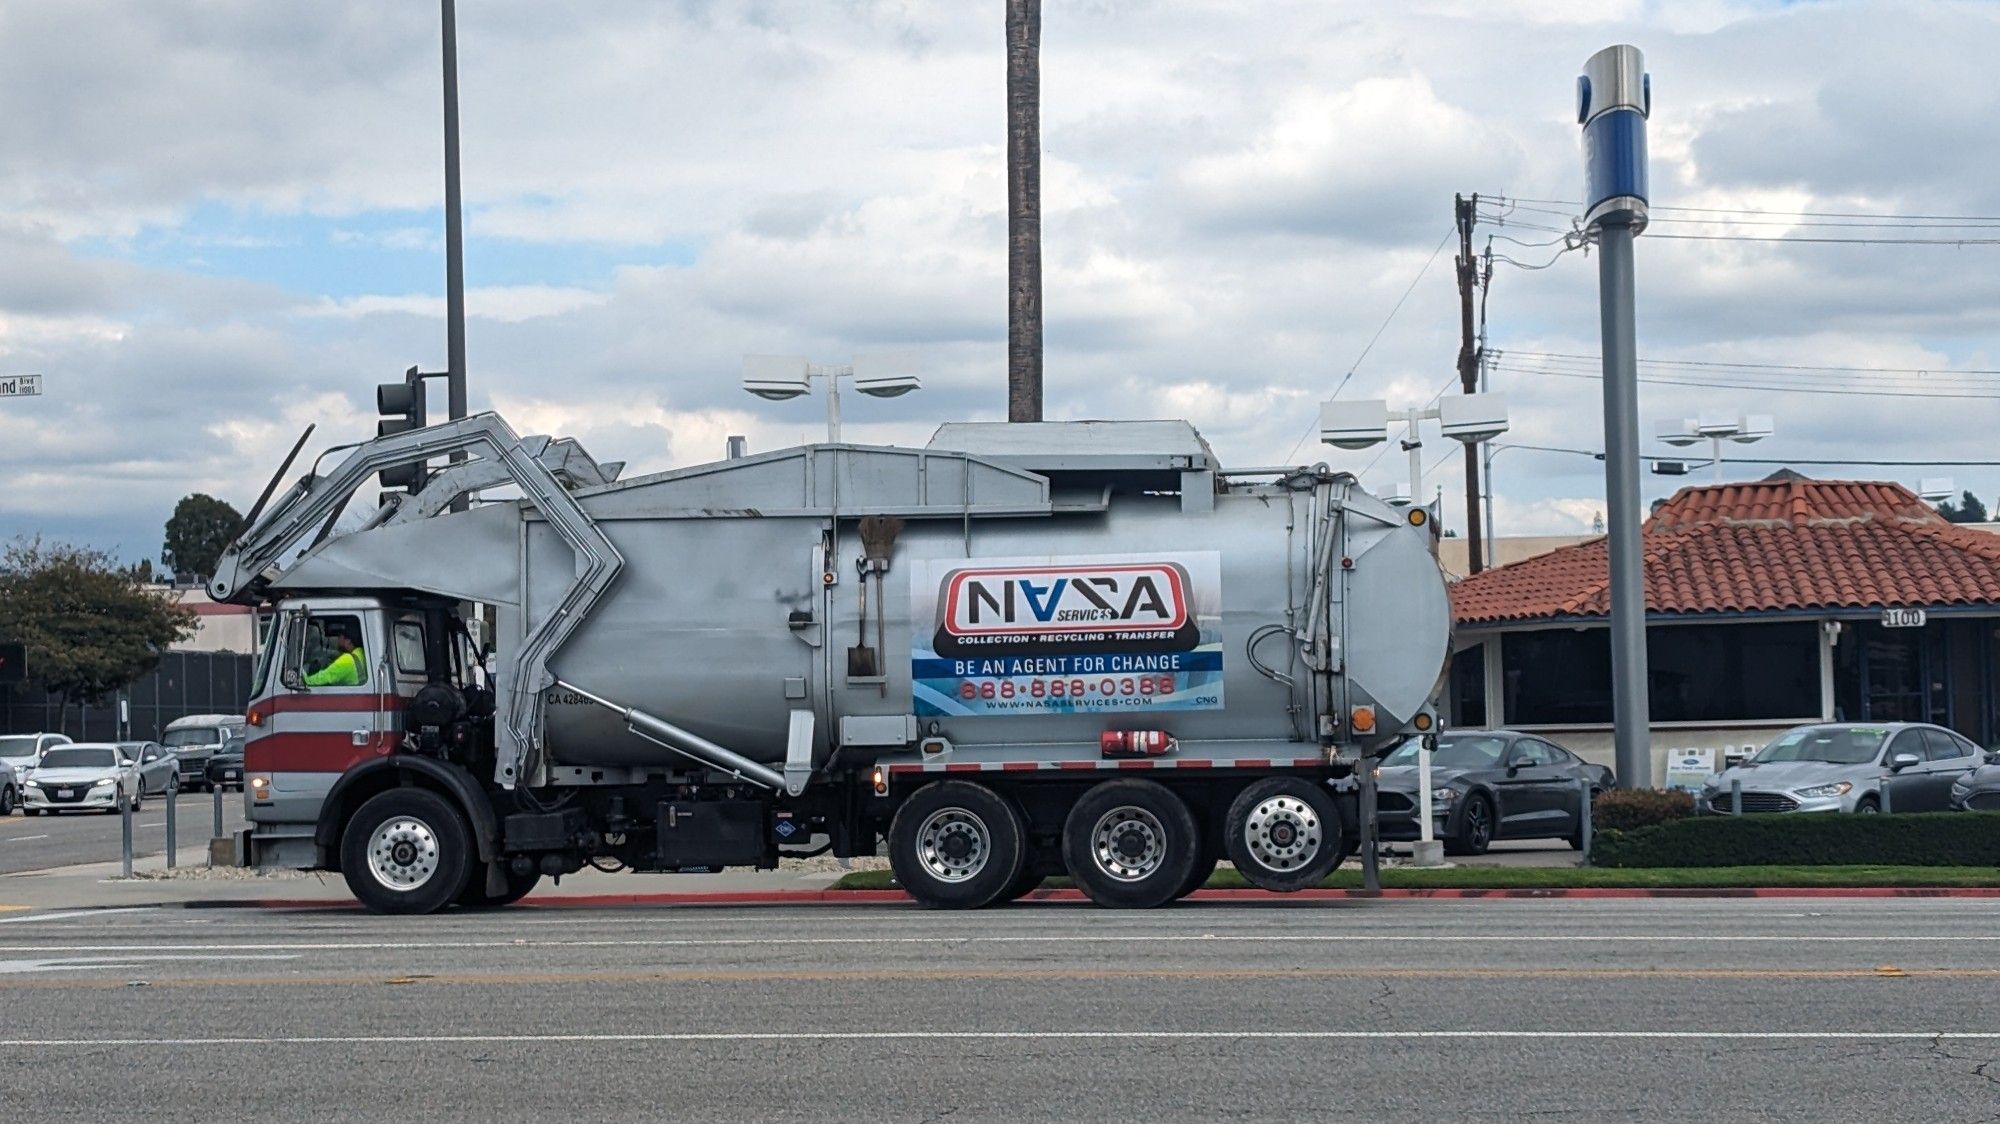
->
1593 811 2000 868
1591 788 1695 832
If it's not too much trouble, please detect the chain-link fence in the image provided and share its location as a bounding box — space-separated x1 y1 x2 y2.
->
0 650 256 740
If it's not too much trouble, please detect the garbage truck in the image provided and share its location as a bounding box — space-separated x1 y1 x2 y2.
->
212 411 1451 913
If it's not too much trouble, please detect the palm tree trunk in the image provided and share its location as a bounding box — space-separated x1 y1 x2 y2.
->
1006 0 1043 422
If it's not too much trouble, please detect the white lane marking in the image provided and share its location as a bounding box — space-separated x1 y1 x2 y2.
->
0 908 156 926
0 954 299 976
0 1030 1995 1048
4 932 2000 953
0 835 50 843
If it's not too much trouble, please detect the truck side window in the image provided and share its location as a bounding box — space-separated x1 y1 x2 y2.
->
393 620 427 675
298 614 369 687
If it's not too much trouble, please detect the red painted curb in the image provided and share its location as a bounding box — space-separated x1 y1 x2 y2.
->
201 884 2000 910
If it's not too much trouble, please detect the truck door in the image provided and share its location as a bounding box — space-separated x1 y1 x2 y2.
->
250 607 395 822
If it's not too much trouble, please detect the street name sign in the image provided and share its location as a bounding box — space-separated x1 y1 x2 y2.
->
0 374 43 398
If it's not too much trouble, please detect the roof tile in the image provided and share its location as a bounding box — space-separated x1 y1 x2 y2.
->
1454 477 2000 625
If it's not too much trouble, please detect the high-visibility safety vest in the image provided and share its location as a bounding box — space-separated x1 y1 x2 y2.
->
305 647 367 687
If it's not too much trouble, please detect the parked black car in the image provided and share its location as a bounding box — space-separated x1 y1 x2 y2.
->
1376 731 1615 855
204 736 245 792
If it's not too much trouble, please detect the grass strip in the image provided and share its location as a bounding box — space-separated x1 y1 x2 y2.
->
829 864 2000 893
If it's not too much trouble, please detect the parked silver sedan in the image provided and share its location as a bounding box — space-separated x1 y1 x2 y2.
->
1701 723 1983 814
116 741 181 796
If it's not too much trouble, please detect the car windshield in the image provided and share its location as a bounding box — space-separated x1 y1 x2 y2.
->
0 735 39 759
163 728 224 748
1382 736 1508 768
38 747 118 770
1752 727 1888 765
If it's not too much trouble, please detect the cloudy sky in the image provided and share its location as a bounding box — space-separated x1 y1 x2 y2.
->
3 0 1997 564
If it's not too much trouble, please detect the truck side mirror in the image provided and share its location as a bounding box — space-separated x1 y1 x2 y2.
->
281 667 307 691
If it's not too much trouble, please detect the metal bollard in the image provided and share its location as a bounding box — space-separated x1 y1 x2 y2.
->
1730 778 1742 816
119 789 134 879
1579 778 1594 863
1880 779 1892 816
165 779 178 870
213 781 225 841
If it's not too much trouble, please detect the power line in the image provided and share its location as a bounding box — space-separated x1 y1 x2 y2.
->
1282 228 1455 462
1650 233 2000 247
1500 350 2000 377
1493 364 2000 400
1492 442 2000 468
1489 196 2000 223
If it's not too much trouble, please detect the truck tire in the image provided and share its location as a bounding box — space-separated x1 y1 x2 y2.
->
1224 778 1343 893
458 867 543 910
998 865 1047 903
1062 779 1198 909
1172 845 1219 900
340 789 476 915
888 781 1027 909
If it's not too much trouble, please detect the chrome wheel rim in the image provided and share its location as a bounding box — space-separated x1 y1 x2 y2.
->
367 816 442 892
1091 805 1167 882
916 808 990 883
1244 795 1322 873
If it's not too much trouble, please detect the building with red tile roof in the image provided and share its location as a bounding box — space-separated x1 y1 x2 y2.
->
1446 474 2000 786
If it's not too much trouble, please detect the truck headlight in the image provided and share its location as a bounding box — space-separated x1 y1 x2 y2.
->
1432 787 1459 804
1796 782 1851 799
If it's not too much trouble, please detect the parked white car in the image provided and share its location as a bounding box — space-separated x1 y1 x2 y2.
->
0 732 73 790
21 744 142 815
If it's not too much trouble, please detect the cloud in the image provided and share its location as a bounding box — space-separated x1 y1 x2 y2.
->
0 0 1996 559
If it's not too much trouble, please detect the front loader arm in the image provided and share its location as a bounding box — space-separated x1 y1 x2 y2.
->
210 412 625 788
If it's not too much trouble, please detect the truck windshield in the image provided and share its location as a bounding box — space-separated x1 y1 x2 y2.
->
1752 727 1887 765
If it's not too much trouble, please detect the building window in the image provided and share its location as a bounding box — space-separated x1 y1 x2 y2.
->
1449 643 1486 727
1501 621 1819 726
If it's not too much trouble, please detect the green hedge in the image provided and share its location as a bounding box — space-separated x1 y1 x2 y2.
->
1593 811 2000 868
1591 789 1694 832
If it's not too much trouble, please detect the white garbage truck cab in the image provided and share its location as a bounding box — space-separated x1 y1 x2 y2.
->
222 413 1451 913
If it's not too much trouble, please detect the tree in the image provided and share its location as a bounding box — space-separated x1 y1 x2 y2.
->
0 539 195 731
1005 0 1042 422
1938 490 1991 524
162 492 243 582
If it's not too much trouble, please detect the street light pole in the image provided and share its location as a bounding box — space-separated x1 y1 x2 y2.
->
1579 44 1653 790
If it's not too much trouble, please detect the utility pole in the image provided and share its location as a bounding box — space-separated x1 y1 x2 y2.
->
1454 194 1485 573
1005 0 1043 422
441 0 469 508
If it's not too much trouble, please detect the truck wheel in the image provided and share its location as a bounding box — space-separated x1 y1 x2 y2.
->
340 789 475 915
998 865 1047 903
1062 779 1198 909
1224 778 1343 893
458 867 543 910
888 781 1027 909
1172 844 1219 900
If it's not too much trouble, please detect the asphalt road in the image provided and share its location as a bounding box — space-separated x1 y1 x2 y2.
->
1 897 1997 1121
0 792 248 874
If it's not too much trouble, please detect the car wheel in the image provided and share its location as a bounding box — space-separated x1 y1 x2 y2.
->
1445 793 1494 856
887 780 1027 910
0 785 13 815
1223 777 1344 893
339 789 476 915
1855 796 1881 814
1062 779 1199 909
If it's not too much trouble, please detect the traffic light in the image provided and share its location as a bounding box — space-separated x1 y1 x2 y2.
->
376 366 430 491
